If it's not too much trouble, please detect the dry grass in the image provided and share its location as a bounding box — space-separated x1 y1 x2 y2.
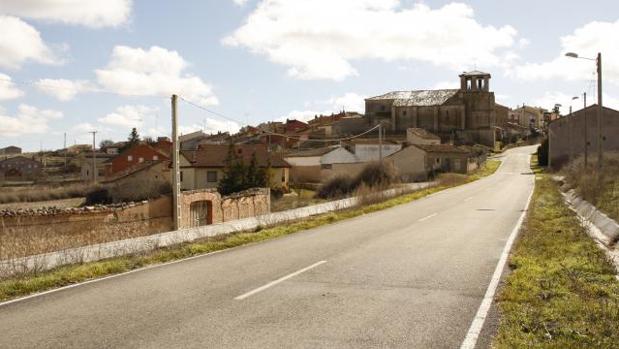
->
0 183 97 204
494 174 619 348
562 153 619 222
271 188 324 212
0 197 84 210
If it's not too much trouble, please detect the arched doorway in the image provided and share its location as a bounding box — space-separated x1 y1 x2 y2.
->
189 200 213 227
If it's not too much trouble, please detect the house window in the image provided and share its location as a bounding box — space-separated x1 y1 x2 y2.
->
321 164 332 169
127 155 133 161
380 105 386 112
138 157 144 163
402 110 407 116
153 155 158 161
435 158 440 164
207 170 218 183
180 171 184 182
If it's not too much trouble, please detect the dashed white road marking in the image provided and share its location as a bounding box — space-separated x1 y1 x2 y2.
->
417 213 438 222
235 261 327 300
464 196 474 202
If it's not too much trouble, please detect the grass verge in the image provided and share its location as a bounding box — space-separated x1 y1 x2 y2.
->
493 174 619 348
0 160 500 303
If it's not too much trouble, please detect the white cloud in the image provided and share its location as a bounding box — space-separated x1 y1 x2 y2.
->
0 104 63 137
0 0 132 28
35 78 94 101
98 105 159 129
0 73 24 100
0 15 58 69
223 1 518 80
96 46 218 105
512 19 619 84
232 0 249 5
283 92 366 122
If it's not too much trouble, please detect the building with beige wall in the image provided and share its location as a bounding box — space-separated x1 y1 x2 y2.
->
548 105 619 168
285 146 359 184
387 144 474 182
180 144 290 191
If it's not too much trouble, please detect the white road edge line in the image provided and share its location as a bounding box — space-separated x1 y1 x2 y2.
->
417 213 438 222
464 197 474 202
459 186 535 349
0 246 240 308
235 260 327 300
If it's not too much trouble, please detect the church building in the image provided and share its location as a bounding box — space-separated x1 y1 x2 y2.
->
365 71 508 146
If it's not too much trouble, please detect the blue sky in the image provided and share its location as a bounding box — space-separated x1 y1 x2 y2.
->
1 0 618 151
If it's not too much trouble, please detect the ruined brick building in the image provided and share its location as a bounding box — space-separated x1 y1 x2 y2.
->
365 71 508 146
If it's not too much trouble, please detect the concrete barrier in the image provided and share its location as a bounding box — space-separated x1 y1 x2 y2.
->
562 189 619 245
0 182 434 277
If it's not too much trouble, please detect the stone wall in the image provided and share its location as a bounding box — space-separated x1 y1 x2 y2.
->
178 188 270 229
0 188 270 259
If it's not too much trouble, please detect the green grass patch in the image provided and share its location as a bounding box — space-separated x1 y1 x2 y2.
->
0 160 501 303
493 174 619 348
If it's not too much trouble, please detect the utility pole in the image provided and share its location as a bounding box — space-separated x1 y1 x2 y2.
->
378 123 383 163
171 94 182 230
63 132 67 174
596 52 603 169
89 131 97 184
583 92 588 167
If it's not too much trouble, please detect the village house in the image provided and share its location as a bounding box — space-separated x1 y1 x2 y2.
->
100 141 126 155
0 146 22 156
102 160 171 188
78 152 115 182
548 104 619 168
0 156 43 181
406 128 441 145
284 146 360 184
510 105 546 129
387 144 475 182
180 144 290 191
345 139 402 162
365 71 505 147
105 142 170 176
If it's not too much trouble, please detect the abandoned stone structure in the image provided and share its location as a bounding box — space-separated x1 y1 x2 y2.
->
365 71 505 146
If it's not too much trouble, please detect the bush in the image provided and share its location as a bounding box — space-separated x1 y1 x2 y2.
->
316 175 356 199
537 138 549 166
84 187 111 205
317 162 398 199
355 161 397 188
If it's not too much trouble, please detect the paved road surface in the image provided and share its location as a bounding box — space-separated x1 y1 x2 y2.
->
0 146 536 349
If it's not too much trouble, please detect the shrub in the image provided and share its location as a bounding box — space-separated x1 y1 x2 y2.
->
316 175 356 199
537 138 549 166
84 187 111 205
355 161 398 188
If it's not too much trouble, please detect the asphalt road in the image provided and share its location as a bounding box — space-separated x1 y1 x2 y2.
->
0 146 536 349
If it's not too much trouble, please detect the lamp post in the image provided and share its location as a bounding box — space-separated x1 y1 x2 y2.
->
569 96 579 160
565 52 603 169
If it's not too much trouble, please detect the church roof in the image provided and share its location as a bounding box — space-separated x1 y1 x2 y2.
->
459 70 491 77
367 89 459 107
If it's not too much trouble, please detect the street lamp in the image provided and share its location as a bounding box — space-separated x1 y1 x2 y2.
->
565 51 603 168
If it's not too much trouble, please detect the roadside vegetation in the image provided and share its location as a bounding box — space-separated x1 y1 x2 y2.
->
562 154 619 222
494 163 619 348
0 159 500 302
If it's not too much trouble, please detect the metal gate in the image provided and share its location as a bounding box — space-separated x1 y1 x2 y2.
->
189 200 212 227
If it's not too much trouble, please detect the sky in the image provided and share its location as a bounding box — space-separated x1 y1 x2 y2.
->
1 0 619 151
